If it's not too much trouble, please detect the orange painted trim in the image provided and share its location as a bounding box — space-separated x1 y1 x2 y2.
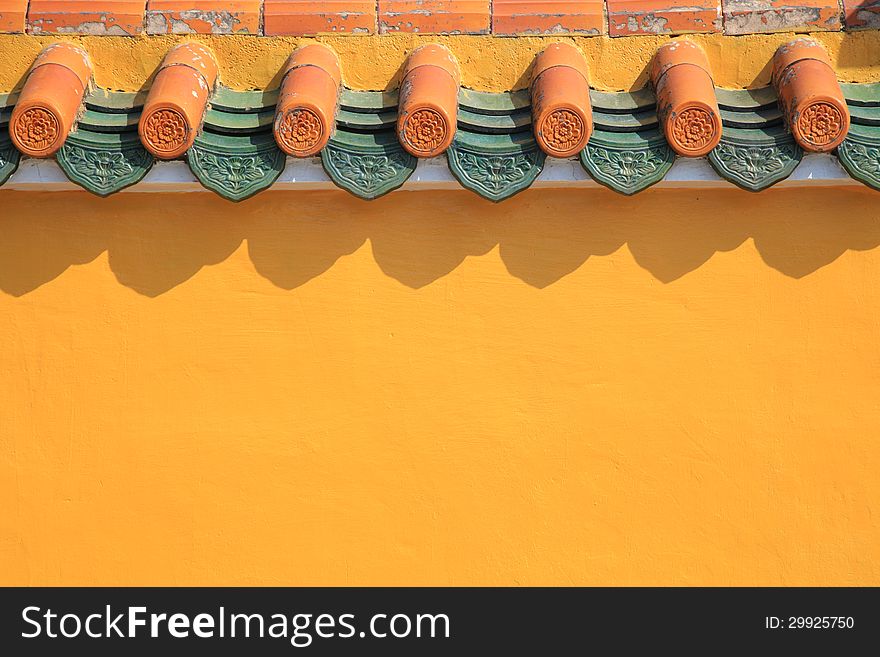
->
145 1 262 35
0 0 28 33
772 38 850 153
263 1 377 36
651 40 721 158
9 43 92 158
397 44 460 158
274 44 341 157
379 0 490 35
530 43 592 158
26 0 147 36
138 42 218 160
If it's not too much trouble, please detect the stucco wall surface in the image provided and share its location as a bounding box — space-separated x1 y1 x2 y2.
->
0 187 878 585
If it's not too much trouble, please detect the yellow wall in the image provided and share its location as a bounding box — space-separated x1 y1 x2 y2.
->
2 31 880 93
1 186 879 586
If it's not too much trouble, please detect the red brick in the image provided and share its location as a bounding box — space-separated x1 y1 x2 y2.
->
379 1 489 34
492 1 604 34
607 0 721 36
264 1 377 35
27 1 147 35
145 1 261 34
0 0 27 32
721 0 841 34
843 0 880 29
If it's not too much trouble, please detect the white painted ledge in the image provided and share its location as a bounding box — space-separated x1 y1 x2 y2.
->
1 153 859 193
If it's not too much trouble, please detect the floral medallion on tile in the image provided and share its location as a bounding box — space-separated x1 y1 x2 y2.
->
322 129 417 200
837 113 880 190
57 129 154 196
0 133 20 186
187 131 286 201
447 131 545 202
708 126 801 191
582 130 674 195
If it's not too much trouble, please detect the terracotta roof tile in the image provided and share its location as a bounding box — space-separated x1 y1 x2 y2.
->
4 36 880 199
531 43 592 157
274 44 341 157
9 43 92 157
651 40 722 157
772 38 849 152
138 42 218 159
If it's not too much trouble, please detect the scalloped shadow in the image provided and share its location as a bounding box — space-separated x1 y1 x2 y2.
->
0 186 877 298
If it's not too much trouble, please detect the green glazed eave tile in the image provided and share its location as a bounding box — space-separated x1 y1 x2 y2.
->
708 135 801 192
78 107 140 133
592 109 658 132
720 106 783 128
845 122 880 141
187 131 285 201
322 128 416 200
453 129 539 151
838 134 880 191
447 132 545 202
581 129 674 195
848 104 880 127
56 129 153 196
327 127 402 150
718 124 794 144
714 86 778 111
458 107 531 134
210 86 278 114
0 91 18 108
336 108 396 131
0 134 21 186
590 88 655 114
203 107 274 133
588 128 667 148
458 88 529 115
841 82 880 107
84 88 145 114
340 89 398 114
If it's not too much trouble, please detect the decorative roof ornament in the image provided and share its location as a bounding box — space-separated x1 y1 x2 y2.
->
9 43 92 158
2 37 880 199
138 43 218 160
397 44 460 158
274 44 341 158
651 40 722 158
772 38 850 153
530 43 592 159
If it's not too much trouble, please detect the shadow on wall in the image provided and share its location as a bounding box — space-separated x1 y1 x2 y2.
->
0 186 878 297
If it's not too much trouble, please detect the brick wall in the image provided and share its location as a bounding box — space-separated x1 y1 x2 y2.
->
0 1 860 36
